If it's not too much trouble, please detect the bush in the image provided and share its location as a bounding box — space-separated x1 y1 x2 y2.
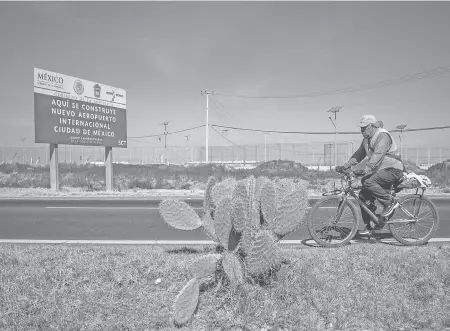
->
0 172 50 188
114 174 157 190
60 172 104 191
0 160 348 191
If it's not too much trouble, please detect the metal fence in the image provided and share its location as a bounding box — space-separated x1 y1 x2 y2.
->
1 143 449 168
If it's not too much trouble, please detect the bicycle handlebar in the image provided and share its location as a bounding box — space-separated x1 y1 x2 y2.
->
335 167 364 191
336 167 355 179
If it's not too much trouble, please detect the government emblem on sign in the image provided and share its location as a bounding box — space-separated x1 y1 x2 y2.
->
94 84 101 98
73 80 84 95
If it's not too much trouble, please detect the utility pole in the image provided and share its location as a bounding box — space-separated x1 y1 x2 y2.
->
396 124 407 158
201 90 214 162
20 138 27 165
161 121 169 149
160 121 170 164
264 132 268 162
327 106 343 168
185 135 190 164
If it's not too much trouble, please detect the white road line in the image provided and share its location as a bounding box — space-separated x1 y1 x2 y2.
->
45 207 203 210
0 238 449 245
43 206 318 210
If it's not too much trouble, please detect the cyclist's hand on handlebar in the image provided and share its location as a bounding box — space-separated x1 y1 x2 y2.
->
335 166 346 173
353 169 366 177
350 178 362 189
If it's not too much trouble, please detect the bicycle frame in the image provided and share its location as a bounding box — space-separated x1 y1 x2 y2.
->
335 172 427 226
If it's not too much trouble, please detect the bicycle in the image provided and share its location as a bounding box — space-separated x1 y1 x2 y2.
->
308 168 439 248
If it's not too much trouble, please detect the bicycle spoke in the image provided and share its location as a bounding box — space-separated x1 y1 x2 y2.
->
334 225 350 238
308 196 360 247
415 221 434 230
417 210 433 220
389 196 438 244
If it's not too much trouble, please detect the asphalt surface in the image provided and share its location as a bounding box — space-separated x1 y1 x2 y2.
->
0 197 449 242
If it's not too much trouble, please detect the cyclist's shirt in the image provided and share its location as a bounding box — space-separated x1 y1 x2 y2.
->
351 128 404 173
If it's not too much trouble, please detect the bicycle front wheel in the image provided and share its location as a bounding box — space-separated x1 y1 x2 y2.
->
308 195 360 248
389 195 439 246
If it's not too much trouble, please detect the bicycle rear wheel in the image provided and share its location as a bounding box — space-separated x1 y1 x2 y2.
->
389 195 439 246
308 195 360 248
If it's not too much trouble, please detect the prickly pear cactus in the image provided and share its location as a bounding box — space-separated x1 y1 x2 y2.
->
173 278 200 326
158 175 309 326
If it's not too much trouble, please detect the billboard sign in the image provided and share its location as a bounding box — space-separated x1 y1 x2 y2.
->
34 68 127 148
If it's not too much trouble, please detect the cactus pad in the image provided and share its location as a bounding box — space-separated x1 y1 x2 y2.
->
271 188 308 236
173 278 200 326
246 176 260 229
232 182 249 207
231 198 247 233
245 231 282 275
240 227 254 256
255 176 270 200
201 211 217 241
159 199 202 230
211 177 237 207
214 197 233 248
222 252 244 284
188 254 222 279
260 181 277 226
275 178 296 205
204 176 218 211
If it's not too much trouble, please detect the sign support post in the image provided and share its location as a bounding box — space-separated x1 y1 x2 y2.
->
105 146 113 191
49 143 59 190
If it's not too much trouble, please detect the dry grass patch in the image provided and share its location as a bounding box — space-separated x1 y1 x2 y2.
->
0 244 449 331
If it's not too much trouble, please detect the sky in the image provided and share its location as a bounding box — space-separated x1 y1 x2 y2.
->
1 1 450 150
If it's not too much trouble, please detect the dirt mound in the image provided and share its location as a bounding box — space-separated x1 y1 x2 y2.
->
254 160 308 173
426 159 450 186
354 158 425 175
402 159 425 175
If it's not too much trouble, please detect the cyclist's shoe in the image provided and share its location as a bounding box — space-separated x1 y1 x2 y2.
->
373 217 386 230
375 211 395 229
358 227 372 237
380 200 399 217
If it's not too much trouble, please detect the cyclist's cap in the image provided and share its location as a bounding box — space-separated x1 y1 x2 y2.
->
358 115 381 128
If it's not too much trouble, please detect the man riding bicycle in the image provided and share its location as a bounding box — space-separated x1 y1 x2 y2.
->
336 115 405 236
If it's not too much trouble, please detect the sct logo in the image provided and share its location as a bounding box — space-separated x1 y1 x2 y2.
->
106 90 124 102
106 90 116 102
37 72 64 84
106 91 116 101
93 84 101 98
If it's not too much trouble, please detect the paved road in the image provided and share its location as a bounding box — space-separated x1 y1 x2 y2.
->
1 197 449 242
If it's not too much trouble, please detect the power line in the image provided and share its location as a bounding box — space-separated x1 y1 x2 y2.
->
210 95 256 140
211 124 450 135
211 95 233 119
215 65 450 99
212 95 226 111
209 97 229 120
128 124 206 139
211 124 351 135
391 125 450 133
211 125 250 150
127 122 450 140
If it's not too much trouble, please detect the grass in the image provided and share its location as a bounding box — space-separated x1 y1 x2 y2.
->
1 243 449 331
